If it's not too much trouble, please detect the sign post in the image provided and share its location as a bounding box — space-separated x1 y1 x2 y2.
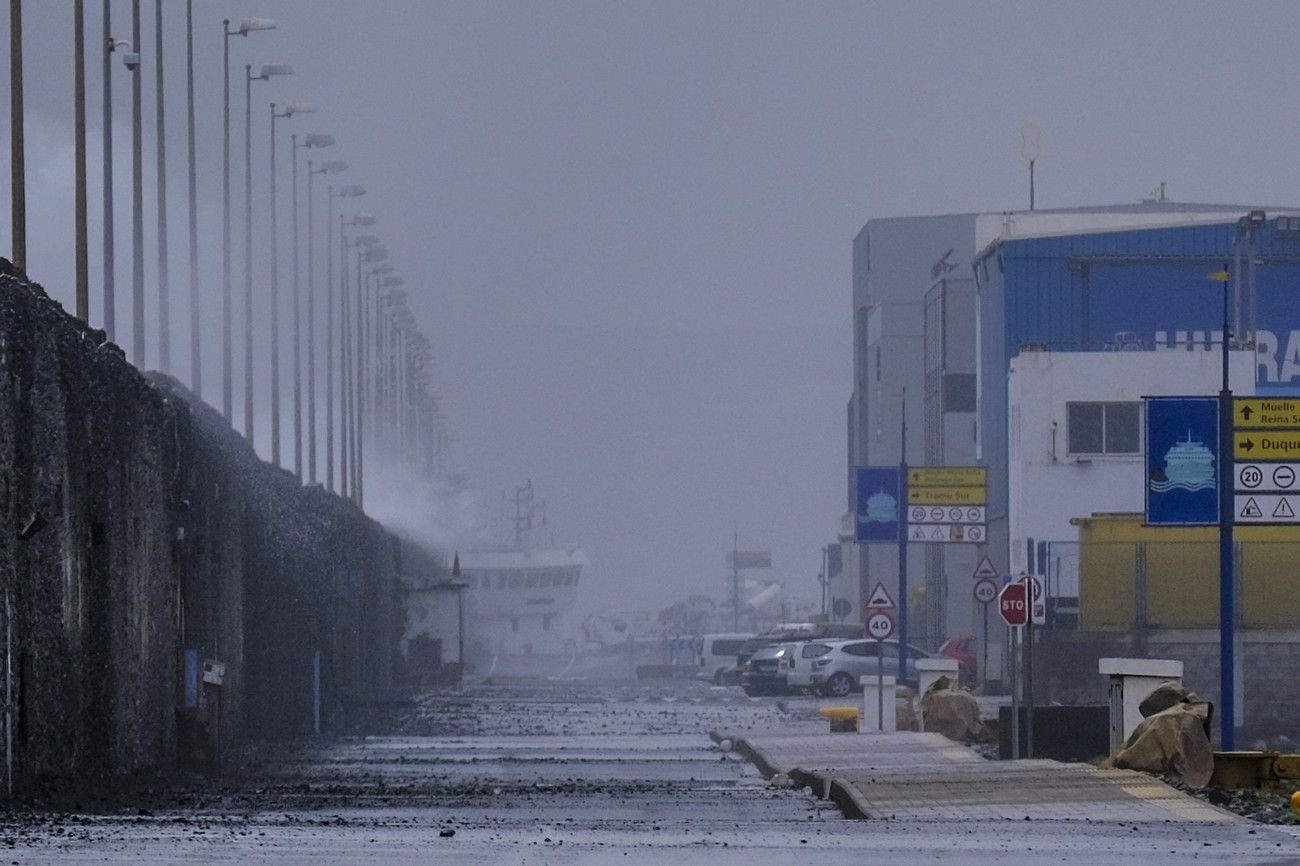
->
1144 392 1228 747
998 581 1027 758
865 581 897 733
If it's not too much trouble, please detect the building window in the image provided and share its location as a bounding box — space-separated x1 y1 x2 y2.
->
1067 402 1141 455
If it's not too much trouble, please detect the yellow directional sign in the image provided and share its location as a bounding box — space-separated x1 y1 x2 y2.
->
907 467 987 487
1235 398 1300 430
907 486 987 506
1234 431 1300 460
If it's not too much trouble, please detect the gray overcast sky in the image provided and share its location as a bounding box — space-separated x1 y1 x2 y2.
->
5 2 1300 614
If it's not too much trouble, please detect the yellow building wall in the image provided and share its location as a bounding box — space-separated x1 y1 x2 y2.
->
1076 514 1300 631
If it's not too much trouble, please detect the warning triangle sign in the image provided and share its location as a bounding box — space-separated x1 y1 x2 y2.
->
1241 498 1263 518
865 581 896 610
1274 498 1295 518
930 526 945 540
972 556 998 581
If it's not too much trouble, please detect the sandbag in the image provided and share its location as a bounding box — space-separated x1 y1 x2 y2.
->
1107 701 1214 787
919 675 986 742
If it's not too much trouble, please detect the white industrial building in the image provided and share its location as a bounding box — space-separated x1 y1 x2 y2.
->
1005 348 1255 624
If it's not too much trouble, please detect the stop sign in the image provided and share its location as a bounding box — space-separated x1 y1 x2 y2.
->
998 582 1027 627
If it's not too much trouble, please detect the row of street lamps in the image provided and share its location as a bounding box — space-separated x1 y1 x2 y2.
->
6 1 447 506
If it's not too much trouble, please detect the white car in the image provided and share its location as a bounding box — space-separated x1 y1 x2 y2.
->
696 632 752 685
783 639 841 690
806 639 931 697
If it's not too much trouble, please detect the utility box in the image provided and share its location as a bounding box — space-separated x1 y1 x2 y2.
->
1099 657 1183 753
861 675 897 733
916 657 960 695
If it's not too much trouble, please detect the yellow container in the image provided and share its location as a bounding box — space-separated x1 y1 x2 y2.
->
819 706 860 733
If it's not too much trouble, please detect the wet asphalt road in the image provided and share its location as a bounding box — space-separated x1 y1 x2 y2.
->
3 667 1300 864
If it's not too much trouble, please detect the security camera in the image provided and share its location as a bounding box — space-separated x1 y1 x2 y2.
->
122 52 140 71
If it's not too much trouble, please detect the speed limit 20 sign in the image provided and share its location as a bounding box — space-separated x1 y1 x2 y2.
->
866 610 895 641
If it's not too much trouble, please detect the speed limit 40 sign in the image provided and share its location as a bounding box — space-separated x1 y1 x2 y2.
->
866 610 895 641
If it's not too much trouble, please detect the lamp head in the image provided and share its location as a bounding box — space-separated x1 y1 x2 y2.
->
339 185 366 198
304 133 335 148
238 17 276 35
257 64 293 80
318 160 349 174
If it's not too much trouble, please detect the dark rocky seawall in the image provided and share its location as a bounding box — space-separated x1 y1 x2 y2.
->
0 259 415 795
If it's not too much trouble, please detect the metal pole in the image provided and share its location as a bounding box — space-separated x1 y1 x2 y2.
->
898 390 909 684
306 163 317 483
244 65 254 445
74 0 88 320
131 0 144 366
1028 159 1035 212
102 0 115 340
981 601 989 685
1220 260 1236 750
187 0 200 393
221 22 233 419
1023 574 1034 758
732 529 739 631
325 190 335 492
270 105 281 467
352 250 362 502
1010 624 1020 759
876 640 884 731
153 0 169 371
292 139 303 480
9 0 25 271
339 218 350 497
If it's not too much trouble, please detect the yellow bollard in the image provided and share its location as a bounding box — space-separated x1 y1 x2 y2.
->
820 706 860 733
1291 791 1300 816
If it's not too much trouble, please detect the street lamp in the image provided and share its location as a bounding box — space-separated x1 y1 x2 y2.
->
305 155 345 485
103 33 138 345
326 188 366 493
337 211 374 498
289 131 333 480
11 0 25 273
131 0 143 365
243 62 291 447
153 0 170 372
222 15 275 419
267 100 314 470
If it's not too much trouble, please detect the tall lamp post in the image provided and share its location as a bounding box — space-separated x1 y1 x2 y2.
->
73 0 88 319
356 243 388 508
268 100 314 468
292 133 335 481
104 34 138 342
243 63 292 446
307 160 348 484
325 184 366 488
131 0 143 366
153 0 169 371
10 0 24 272
222 17 275 417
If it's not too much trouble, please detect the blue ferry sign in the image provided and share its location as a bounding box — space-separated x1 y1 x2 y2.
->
855 466 901 543
1145 397 1221 526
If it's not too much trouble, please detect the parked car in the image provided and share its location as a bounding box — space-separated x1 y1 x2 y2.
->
696 632 753 685
782 639 838 691
740 643 798 696
735 622 864 669
806 639 931 697
938 634 976 685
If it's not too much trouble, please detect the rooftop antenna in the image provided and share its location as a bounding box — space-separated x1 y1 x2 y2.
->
1020 123 1041 211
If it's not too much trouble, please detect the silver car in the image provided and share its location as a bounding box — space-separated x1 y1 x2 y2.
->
807 639 930 697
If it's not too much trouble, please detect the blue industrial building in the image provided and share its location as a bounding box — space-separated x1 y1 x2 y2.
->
974 214 1300 522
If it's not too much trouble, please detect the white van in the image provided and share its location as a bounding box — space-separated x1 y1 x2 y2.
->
697 633 753 685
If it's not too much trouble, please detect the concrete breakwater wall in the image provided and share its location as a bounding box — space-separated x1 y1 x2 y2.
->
0 261 414 794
